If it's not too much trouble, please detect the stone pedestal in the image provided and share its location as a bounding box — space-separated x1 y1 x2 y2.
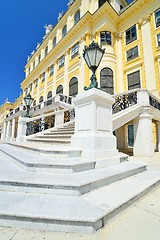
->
133 108 154 157
71 88 118 162
55 111 64 128
16 117 28 143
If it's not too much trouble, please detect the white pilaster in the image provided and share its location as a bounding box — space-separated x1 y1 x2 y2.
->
11 118 16 141
156 122 160 152
63 50 69 95
71 88 119 163
1 122 7 142
141 21 156 91
6 121 11 142
133 107 154 157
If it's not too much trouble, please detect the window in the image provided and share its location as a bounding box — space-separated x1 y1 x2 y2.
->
39 96 44 103
28 67 30 74
128 125 134 147
157 34 160 47
127 70 141 90
49 65 54 76
120 5 123 10
56 85 63 94
42 72 46 83
45 46 48 57
47 91 52 105
25 88 28 95
34 79 38 88
30 83 32 92
62 25 67 38
69 77 78 96
52 37 56 48
74 10 80 25
33 61 35 69
126 46 138 61
38 54 41 64
33 100 36 106
59 55 65 68
100 68 114 94
155 8 160 28
71 43 79 58
125 25 137 45
100 31 111 45
99 0 107 8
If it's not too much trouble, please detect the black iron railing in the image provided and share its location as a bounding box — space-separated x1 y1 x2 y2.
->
112 91 137 114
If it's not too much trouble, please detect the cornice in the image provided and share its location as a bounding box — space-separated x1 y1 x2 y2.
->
21 12 92 89
118 0 156 28
92 1 119 27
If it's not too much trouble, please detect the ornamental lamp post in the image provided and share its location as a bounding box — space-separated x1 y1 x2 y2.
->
83 41 105 91
24 93 34 117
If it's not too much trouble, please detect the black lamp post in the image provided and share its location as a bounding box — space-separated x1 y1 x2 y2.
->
24 93 34 117
83 41 105 91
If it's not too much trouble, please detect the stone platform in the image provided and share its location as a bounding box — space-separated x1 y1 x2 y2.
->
0 144 160 233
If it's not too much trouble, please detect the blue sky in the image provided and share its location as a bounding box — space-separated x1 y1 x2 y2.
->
0 0 132 106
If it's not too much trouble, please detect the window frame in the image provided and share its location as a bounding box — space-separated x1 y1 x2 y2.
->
52 37 56 48
157 34 160 47
69 77 78 97
42 72 46 83
49 65 54 76
100 31 112 45
126 46 139 61
45 46 48 57
62 25 67 38
71 43 79 59
155 8 160 28
127 70 141 90
34 79 38 88
59 55 65 68
125 24 137 45
74 10 80 25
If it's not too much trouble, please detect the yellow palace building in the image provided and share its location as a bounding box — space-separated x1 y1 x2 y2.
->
0 0 160 154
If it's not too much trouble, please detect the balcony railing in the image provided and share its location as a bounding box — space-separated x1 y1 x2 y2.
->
112 89 138 114
26 107 75 136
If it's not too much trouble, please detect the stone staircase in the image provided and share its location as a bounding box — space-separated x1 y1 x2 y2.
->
0 140 160 233
26 123 75 146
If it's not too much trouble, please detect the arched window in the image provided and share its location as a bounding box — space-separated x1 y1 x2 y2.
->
62 25 67 38
56 85 63 94
47 91 52 99
74 10 80 25
39 96 44 103
33 100 36 106
52 37 56 48
38 54 41 64
69 77 78 97
47 91 52 106
100 67 114 94
45 46 48 57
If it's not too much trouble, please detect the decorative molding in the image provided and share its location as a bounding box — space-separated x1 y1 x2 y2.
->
114 32 124 40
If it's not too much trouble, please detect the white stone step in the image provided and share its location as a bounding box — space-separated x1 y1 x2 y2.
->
4 143 82 158
0 144 94 173
0 150 147 196
35 134 72 139
26 138 71 144
44 131 74 135
0 168 159 233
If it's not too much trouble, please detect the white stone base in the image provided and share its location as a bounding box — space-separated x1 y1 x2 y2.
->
71 133 118 160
